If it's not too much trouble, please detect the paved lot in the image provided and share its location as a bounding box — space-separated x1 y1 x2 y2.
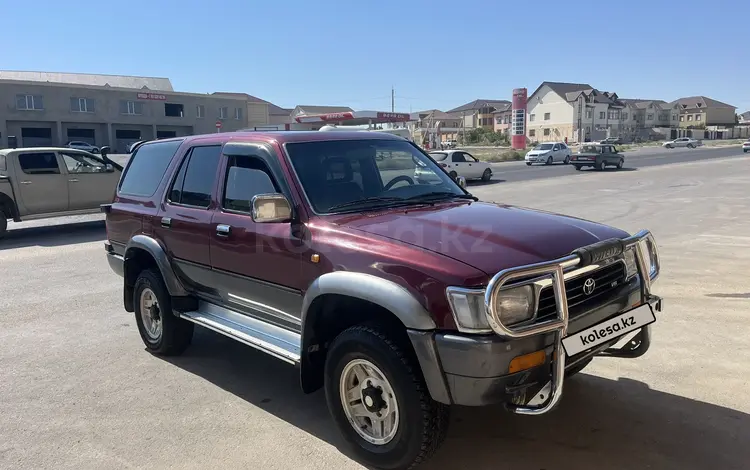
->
1 154 749 469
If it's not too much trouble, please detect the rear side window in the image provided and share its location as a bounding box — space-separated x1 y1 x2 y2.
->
451 152 467 163
119 140 183 197
168 145 221 208
18 153 61 175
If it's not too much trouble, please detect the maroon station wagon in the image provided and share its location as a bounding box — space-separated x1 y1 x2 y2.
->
103 130 663 470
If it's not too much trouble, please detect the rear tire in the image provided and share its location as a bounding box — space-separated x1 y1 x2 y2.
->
687 144 694 149
0 217 7 238
574 165 583 171
525 162 532 166
324 325 449 470
133 268 194 356
665 144 673 149
481 168 492 182
449 171 457 180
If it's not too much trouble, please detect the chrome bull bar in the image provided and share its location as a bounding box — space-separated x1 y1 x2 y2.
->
484 229 659 415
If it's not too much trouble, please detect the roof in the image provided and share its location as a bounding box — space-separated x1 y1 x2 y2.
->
163 130 405 147
417 109 464 120
0 70 173 91
491 103 512 114
293 105 354 116
620 99 672 110
212 92 292 116
446 99 511 114
669 96 735 110
529 82 629 106
529 81 593 100
739 111 750 121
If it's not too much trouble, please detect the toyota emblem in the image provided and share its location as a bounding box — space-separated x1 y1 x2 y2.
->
582 278 596 295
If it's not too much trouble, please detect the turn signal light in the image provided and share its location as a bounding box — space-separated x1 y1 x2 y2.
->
508 350 547 374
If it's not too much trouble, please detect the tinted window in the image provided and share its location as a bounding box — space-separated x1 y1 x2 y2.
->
170 146 221 208
18 153 61 175
168 156 189 203
61 152 107 173
119 140 183 197
451 153 467 163
223 155 279 213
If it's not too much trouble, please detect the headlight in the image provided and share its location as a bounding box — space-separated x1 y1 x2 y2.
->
623 246 638 279
446 288 491 333
630 233 660 281
496 285 535 325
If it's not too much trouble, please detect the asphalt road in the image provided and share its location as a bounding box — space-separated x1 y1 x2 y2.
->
1 154 749 469
484 145 747 184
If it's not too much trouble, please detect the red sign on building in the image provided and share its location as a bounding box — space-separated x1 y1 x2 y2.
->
137 93 168 101
376 112 410 121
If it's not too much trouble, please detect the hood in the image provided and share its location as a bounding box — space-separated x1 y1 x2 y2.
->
326 201 629 276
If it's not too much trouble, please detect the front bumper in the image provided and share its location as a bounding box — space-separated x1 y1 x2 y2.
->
410 230 661 413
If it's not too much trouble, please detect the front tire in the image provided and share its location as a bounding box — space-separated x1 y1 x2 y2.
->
546 156 553 165
525 162 532 166
616 159 624 169
687 144 694 149
564 155 570 164
597 160 606 171
481 168 492 181
0 217 7 238
133 268 194 356
665 144 673 149
324 325 449 470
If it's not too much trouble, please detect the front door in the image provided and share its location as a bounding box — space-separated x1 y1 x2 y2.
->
463 152 482 177
59 151 120 210
209 146 308 331
153 144 222 293
14 151 69 215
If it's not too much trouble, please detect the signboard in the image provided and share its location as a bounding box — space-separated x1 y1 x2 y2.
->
137 93 167 101
215 121 222 128
376 112 411 121
511 88 528 150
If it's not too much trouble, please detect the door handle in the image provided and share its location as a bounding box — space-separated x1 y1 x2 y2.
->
216 224 231 237
161 217 172 228
20 181 32 185
68 179 79 183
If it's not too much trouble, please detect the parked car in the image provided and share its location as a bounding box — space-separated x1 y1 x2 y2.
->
599 137 622 145
662 137 703 149
422 149 493 182
103 132 662 470
570 143 625 171
742 140 750 153
525 142 572 165
65 140 100 154
0 146 121 237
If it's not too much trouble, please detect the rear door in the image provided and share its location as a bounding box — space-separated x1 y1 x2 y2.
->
13 151 68 215
153 144 222 292
60 150 120 210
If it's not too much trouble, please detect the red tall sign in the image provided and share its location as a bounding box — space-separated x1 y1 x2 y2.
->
511 88 528 150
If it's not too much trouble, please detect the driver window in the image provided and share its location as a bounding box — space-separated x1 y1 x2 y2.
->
553 144 560 151
222 154 280 214
451 152 467 163
465 153 478 162
61 152 106 173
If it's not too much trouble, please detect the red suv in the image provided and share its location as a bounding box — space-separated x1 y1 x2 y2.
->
104 131 663 469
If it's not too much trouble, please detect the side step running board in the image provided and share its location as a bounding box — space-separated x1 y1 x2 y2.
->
181 301 301 365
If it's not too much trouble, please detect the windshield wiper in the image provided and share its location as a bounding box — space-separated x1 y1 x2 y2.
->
405 191 478 202
327 196 408 212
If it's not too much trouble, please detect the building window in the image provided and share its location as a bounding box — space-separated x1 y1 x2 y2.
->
234 107 243 120
164 103 185 117
120 100 143 115
529 129 536 137
585 126 590 133
687 115 693 121
16 94 44 110
622 112 628 120
70 97 95 113
647 114 654 120
695 114 701 121
529 114 535 122
543 128 550 136
585 110 592 119
544 112 550 120
219 107 228 119
196 105 205 118
679 115 684 122
672 114 677 121
599 112 605 119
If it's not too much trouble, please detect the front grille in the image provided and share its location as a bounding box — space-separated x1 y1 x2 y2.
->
536 261 626 321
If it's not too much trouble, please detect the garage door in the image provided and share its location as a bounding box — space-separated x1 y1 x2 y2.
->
21 127 53 147
67 128 96 145
115 130 141 154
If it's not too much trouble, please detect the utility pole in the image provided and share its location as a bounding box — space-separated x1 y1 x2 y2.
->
391 86 395 112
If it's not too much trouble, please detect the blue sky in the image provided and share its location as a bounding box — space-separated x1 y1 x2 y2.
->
3 0 748 113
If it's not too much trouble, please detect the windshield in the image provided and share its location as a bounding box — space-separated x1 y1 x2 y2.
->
534 144 554 150
428 152 449 161
285 139 467 213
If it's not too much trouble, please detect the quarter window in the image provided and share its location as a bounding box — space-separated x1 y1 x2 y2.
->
119 140 183 197
168 146 222 208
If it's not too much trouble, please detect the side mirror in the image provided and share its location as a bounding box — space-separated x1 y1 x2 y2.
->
251 193 292 223
100 146 111 159
105 164 115 172
456 175 467 188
